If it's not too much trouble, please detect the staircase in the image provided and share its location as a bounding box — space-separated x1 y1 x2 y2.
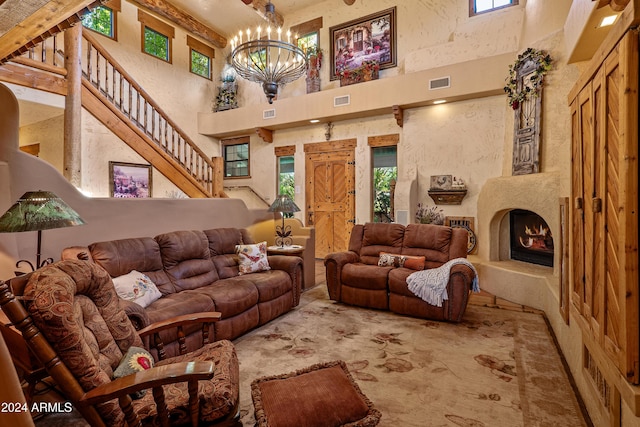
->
0 24 224 198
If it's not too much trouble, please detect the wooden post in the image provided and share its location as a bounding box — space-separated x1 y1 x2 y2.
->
212 157 224 197
64 24 82 187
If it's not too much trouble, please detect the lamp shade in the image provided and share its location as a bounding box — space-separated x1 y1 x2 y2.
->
268 194 300 214
0 191 86 233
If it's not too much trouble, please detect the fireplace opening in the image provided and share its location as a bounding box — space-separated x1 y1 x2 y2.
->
510 209 554 267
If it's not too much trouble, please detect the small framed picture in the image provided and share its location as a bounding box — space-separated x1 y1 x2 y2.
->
430 175 452 190
109 162 152 198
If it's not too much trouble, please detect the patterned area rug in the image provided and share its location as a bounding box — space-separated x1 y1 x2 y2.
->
34 285 587 427
235 286 587 427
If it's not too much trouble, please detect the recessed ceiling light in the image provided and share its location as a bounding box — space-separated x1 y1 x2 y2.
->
310 119 320 123
433 100 447 105
599 15 617 27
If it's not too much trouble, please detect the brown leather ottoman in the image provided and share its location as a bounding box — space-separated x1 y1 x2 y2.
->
251 360 381 427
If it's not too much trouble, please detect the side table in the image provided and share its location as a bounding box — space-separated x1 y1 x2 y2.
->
267 245 304 256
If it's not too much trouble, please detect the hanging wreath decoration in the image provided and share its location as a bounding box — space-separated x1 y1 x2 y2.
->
504 48 552 110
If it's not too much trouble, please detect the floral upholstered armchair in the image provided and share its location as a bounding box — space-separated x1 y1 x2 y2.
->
0 260 241 427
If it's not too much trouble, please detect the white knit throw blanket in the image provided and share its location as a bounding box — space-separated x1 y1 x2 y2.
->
406 258 479 307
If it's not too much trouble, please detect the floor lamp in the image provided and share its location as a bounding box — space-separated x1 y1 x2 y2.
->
268 194 301 247
0 191 86 273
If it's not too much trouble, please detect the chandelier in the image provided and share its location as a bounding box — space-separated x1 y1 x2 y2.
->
230 1 307 104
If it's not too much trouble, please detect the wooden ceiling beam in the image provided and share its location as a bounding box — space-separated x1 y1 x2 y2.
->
0 0 95 62
130 0 227 48
241 0 284 28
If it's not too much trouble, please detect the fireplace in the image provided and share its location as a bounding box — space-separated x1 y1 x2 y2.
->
509 209 554 267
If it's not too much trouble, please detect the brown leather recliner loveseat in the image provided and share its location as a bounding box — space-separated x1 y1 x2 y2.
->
324 222 476 322
63 227 302 358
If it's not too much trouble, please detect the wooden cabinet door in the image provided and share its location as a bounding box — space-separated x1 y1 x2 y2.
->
305 140 356 259
570 31 639 384
570 84 590 316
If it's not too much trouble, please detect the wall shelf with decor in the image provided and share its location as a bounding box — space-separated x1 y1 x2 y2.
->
428 189 467 205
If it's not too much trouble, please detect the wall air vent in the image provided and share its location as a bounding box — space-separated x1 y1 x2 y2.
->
429 76 451 90
334 95 351 107
263 109 276 119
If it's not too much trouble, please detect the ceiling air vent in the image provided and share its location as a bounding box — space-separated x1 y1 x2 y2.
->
263 109 276 119
334 95 351 107
429 76 450 90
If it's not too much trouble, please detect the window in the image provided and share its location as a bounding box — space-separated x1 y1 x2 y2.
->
144 28 169 60
138 10 174 63
275 146 296 200
369 134 399 223
82 4 117 39
292 17 323 55
297 32 318 55
222 138 249 178
187 35 214 79
372 146 397 223
470 0 518 16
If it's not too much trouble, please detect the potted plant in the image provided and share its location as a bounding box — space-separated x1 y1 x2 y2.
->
304 45 322 93
305 45 323 69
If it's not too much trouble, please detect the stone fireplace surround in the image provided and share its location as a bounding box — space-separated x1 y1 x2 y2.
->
474 171 566 311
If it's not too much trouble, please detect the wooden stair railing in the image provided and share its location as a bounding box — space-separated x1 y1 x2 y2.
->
81 30 220 198
1 22 225 198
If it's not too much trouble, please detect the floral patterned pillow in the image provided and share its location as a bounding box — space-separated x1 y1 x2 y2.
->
236 241 271 275
112 270 162 308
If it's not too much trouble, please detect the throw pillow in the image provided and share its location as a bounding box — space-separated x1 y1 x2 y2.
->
378 253 425 271
113 346 154 399
236 241 271 275
112 270 162 308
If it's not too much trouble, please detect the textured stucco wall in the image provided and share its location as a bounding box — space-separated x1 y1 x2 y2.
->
228 0 575 228
19 114 65 172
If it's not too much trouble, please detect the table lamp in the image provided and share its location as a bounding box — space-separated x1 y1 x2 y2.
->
0 191 86 272
267 194 300 247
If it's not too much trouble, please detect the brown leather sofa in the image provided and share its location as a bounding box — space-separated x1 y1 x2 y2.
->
324 223 476 322
63 227 302 357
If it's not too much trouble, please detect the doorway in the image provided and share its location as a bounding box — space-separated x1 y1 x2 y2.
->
304 139 356 258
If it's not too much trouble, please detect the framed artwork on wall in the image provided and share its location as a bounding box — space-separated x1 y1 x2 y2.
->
430 175 453 190
109 161 152 198
329 7 397 81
